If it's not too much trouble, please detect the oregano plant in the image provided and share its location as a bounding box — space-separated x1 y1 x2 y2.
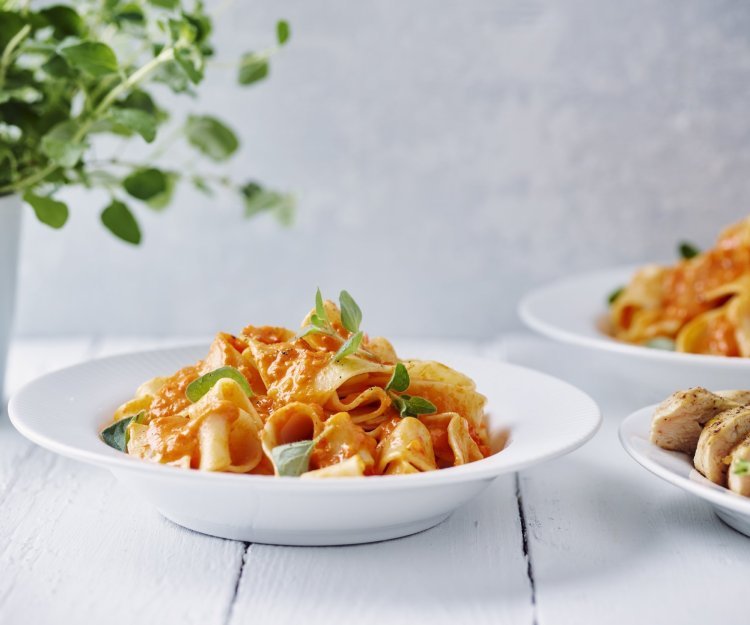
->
0 0 293 244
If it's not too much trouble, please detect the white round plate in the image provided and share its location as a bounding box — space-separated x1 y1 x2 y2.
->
8 346 600 546
519 266 750 392
620 404 750 537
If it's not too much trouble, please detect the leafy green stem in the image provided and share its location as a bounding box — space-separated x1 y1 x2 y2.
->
0 23 31 90
0 45 176 196
90 157 238 191
75 45 176 142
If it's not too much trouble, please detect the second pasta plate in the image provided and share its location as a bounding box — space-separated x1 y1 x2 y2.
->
519 266 750 392
9 346 600 545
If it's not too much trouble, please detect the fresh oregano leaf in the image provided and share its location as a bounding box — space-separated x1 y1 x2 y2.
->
60 41 119 76
185 114 239 161
272 440 315 476
389 391 437 417
41 120 85 168
607 286 624 306
296 325 320 339
101 199 141 245
678 241 700 260
113 5 145 24
23 191 69 229
174 46 203 84
240 182 294 222
41 53 75 78
148 0 179 8
241 182 276 215
109 108 157 143
40 6 85 38
153 58 193 93
238 51 268 85
185 366 253 402
310 314 326 328
123 167 168 201
0 12 24 50
276 20 290 45
389 394 405 416
315 288 328 325
272 193 294 226
339 290 362 333
333 331 363 362
145 172 176 210
402 395 437 415
101 411 146 452
645 337 676 351
121 90 159 115
386 362 410 393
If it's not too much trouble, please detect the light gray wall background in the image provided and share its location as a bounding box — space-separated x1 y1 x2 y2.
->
14 0 750 339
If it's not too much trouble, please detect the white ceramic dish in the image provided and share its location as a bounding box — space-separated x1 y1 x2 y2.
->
9 345 600 546
620 404 750 537
519 266 750 392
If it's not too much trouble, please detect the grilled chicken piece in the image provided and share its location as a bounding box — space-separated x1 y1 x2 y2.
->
728 436 750 496
716 390 750 406
694 405 750 485
650 388 739 453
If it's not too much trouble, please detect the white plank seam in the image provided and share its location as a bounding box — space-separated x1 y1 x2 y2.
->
515 472 538 625
224 542 251 625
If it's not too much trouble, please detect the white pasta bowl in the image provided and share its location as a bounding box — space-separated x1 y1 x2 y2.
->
519 266 750 395
9 346 600 546
620 404 750 537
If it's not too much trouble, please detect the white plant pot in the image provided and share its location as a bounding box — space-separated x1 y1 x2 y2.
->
0 194 21 404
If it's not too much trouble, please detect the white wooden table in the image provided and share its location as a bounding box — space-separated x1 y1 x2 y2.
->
2 334 749 625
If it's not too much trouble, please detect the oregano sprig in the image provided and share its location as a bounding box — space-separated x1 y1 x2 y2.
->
339 290 362 334
678 241 700 260
734 459 750 476
298 288 374 361
101 410 147 452
333 331 363 362
385 362 437 418
0 1 294 244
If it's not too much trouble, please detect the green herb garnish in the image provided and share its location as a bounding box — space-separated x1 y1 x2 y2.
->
0 3 294 244
607 286 624 306
333 331 364 362
734 459 750 476
339 290 362 334
645 337 676 351
678 241 700 260
299 288 373 362
101 411 146 452
385 362 410 393
185 366 253 403
276 20 291 45
272 440 315 476
390 394 438 418
385 362 437 418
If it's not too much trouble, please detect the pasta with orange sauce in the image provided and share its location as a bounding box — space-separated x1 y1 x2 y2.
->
101 290 493 477
608 217 750 357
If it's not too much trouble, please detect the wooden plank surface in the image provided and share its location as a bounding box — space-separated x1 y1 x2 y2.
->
0 337 245 625
229 477 533 625
1 339 92 501
505 334 750 624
